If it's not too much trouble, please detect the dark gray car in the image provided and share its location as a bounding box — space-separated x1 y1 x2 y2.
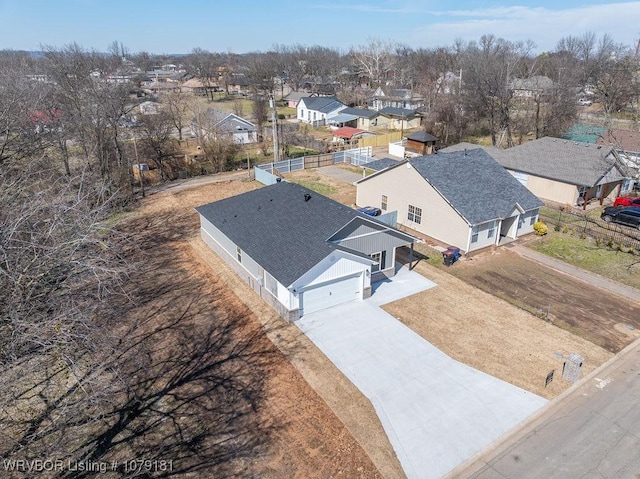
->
601 206 640 230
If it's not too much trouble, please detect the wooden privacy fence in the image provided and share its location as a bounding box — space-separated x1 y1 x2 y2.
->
358 131 402 148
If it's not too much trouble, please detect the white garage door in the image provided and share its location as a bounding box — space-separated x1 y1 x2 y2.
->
300 274 362 316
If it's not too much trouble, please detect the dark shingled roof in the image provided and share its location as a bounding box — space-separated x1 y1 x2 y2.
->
363 158 400 171
340 107 379 119
379 107 417 118
407 131 438 142
196 182 411 286
300 96 346 114
408 149 543 224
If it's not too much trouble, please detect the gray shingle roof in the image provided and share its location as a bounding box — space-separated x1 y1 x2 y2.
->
300 96 346 114
340 107 379 119
379 107 417 118
490 137 623 186
408 149 543 224
407 131 438 142
363 158 400 171
196 182 413 286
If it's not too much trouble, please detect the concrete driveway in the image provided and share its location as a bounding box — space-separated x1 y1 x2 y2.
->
296 267 547 479
317 165 364 184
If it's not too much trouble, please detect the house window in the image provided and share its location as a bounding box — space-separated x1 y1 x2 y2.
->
371 251 386 272
530 214 537 226
381 195 388 211
471 226 479 243
236 246 242 263
407 204 422 224
488 222 495 238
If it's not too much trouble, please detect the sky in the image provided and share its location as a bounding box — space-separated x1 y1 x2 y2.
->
0 0 639 55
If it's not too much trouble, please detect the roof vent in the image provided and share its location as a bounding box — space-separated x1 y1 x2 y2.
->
304 193 311 202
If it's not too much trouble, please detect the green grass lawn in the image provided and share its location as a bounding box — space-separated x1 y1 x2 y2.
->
528 232 640 289
287 178 338 196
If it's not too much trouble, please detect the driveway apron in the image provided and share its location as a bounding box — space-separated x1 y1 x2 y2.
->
296 269 547 479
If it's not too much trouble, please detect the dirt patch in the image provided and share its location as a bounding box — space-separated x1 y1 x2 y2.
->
133 177 397 479
446 248 640 353
387 248 613 399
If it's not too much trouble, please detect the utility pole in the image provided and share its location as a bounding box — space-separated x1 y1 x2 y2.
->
270 94 280 162
133 135 145 198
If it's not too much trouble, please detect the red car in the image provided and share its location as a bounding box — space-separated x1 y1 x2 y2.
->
613 196 640 208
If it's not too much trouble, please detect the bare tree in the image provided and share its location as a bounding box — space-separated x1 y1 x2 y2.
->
136 110 178 180
350 38 397 87
163 91 192 141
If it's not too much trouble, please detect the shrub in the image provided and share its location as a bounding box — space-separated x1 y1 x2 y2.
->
628 247 636 255
595 237 603 247
533 220 548 236
562 225 569 234
607 239 615 248
580 232 587 240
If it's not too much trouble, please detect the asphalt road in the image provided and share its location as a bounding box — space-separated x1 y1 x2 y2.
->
450 337 640 479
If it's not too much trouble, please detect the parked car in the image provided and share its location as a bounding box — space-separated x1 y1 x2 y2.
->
601 206 640 230
613 196 640 208
357 206 382 217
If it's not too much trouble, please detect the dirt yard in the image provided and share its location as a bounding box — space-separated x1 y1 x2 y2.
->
388 248 614 399
445 247 640 354
133 177 399 479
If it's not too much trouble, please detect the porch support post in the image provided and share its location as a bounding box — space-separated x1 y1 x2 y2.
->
409 242 414 270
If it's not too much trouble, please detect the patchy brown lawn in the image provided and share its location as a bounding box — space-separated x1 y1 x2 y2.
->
386 248 614 400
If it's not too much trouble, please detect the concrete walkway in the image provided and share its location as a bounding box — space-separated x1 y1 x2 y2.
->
296 267 547 479
510 245 640 304
317 165 365 184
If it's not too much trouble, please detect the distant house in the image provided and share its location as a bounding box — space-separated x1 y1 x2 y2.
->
196 182 419 321
371 88 425 111
283 91 311 108
139 101 159 115
435 71 461 95
442 137 633 207
509 76 555 99
191 109 257 144
328 107 380 130
356 148 543 253
377 107 421 130
596 129 640 174
297 96 347 126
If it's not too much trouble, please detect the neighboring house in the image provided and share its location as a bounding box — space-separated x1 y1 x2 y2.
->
196 182 419 321
371 87 425 111
405 131 438 156
139 101 159 115
191 109 258 144
297 96 347 126
596 129 640 177
356 148 543 253
283 91 311 108
328 107 380 130
377 107 421 130
472 137 632 207
509 75 555 99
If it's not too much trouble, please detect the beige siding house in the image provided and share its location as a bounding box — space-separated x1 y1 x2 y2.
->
442 137 631 208
356 149 543 253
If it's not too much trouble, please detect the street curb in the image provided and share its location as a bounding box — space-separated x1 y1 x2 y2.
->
444 333 640 478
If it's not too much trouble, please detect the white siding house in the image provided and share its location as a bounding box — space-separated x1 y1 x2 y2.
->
196 182 418 320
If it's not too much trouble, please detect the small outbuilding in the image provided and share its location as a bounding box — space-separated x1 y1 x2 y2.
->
405 131 438 155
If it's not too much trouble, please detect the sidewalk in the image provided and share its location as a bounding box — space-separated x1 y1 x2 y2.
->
509 244 640 304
